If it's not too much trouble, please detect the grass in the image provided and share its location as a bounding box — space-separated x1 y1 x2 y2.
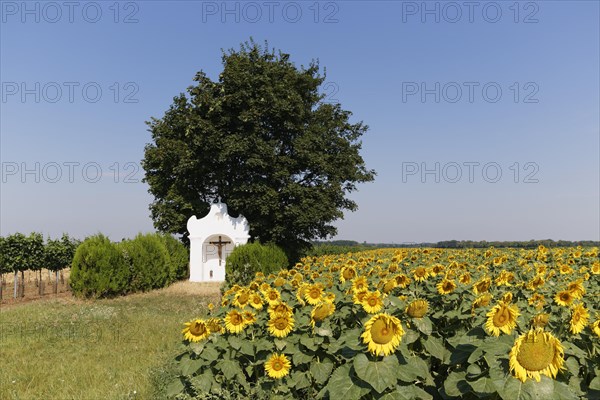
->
0 281 221 400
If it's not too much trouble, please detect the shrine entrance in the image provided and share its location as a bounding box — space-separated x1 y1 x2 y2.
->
202 234 234 281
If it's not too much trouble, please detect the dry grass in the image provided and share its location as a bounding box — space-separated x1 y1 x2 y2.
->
0 280 220 399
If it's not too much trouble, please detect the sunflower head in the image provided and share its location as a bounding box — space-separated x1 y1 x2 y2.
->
531 313 550 329
382 279 397 294
265 353 291 379
473 277 491 295
361 313 405 356
267 313 295 338
224 310 246 334
412 267 429 282
394 274 411 288
554 290 575 307
182 319 210 342
437 278 456 295
311 302 336 327
361 290 384 314
351 276 369 293
340 266 356 283
569 304 589 334
268 302 293 318
305 283 325 305
509 329 564 382
406 299 429 318
485 301 519 336
591 320 600 337
206 318 224 334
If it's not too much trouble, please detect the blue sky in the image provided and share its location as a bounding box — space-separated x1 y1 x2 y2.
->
1 0 598 243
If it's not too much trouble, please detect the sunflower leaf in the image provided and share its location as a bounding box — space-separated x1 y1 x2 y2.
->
412 317 433 335
353 353 399 394
443 371 471 397
191 371 213 393
200 347 219 362
227 335 242 350
470 376 496 396
326 364 370 400
216 359 242 380
166 377 185 397
564 357 579 375
423 336 450 362
310 359 334 384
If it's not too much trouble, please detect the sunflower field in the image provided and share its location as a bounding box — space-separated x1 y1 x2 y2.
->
169 246 600 399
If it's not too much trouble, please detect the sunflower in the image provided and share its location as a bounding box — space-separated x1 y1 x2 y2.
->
273 277 286 287
206 318 224 334
437 278 456 295
264 288 282 306
459 273 471 285
361 313 405 356
509 329 564 382
268 302 293 318
353 290 368 304
531 313 550 329
267 313 295 338
567 280 585 299
431 264 445 276
249 293 264 310
485 301 519 336
382 279 397 294
242 311 256 325
412 267 429 283
265 353 291 379
324 292 336 303
473 277 491 295
340 266 356 283
501 292 513 303
472 292 492 307
182 319 210 342
311 302 336 327
395 274 411 288
527 274 545 290
224 310 246 334
361 290 384 314
259 282 270 292
554 290 575 307
569 304 589 334
406 299 429 318
528 293 545 309
591 262 600 275
351 276 369 293
591 320 600 338
233 289 251 309
495 270 515 286
296 284 308 305
305 283 325 305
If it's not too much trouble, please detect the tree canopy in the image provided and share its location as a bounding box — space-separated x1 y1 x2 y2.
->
142 40 375 260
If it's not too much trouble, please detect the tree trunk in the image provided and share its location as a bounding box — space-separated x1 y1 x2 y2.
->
20 270 25 298
55 270 59 294
39 270 43 296
13 271 18 298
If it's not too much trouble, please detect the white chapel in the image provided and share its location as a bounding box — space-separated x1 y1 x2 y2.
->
186 202 250 282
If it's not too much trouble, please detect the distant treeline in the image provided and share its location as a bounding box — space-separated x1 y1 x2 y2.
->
308 239 600 256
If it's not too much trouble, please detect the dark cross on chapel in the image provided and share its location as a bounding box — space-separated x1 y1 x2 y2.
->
209 235 231 266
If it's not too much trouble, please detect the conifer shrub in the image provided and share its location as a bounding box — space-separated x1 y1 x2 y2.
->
160 234 189 281
120 233 171 292
225 242 288 287
70 234 130 298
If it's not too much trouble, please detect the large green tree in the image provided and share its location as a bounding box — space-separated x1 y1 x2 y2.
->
142 40 375 260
